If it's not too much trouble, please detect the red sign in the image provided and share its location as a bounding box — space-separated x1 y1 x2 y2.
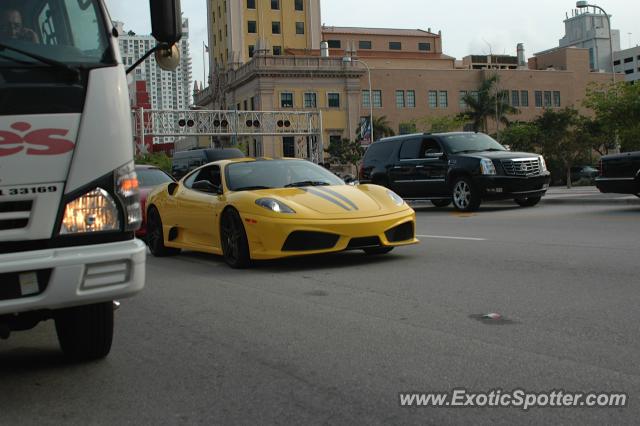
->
0 122 75 157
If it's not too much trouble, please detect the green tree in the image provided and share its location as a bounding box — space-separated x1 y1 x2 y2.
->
534 108 592 188
458 75 519 133
325 138 364 171
584 82 640 152
135 152 172 173
498 122 539 153
372 115 395 139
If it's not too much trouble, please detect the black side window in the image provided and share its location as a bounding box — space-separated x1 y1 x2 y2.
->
420 138 443 157
399 139 422 160
194 166 222 187
364 142 395 164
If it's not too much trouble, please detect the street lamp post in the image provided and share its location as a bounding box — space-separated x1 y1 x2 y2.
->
343 56 373 144
576 1 616 84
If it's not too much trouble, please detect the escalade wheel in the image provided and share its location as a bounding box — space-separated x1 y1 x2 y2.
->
452 177 481 212
515 196 542 207
55 302 113 361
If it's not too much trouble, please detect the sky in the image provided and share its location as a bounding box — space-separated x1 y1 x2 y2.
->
105 0 640 88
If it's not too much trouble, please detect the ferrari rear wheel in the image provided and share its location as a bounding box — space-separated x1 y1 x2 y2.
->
363 247 394 255
147 207 180 257
220 209 250 269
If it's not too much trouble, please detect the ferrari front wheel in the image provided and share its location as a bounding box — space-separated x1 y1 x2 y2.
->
147 207 180 257
220 209 251 269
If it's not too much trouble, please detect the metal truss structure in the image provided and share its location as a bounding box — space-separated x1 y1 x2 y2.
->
133 109 324 163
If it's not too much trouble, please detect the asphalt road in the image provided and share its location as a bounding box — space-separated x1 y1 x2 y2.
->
1 199 639 425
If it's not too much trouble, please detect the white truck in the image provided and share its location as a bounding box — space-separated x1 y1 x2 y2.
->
0 0 182 360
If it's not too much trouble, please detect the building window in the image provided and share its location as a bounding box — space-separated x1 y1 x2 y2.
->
459 90 467 108
237 103 241 111
372 90 382 108
295 0 304 11
271 0 280 10
283 137 295 157
521 90 529 107
250 97 256 110
280 92 293 108
389 41 402 50
296 22 304 35
511 90 520 107
272 21 281 34
535 91 543 108
362 90 370 108
624 57 633 63
327 40 341 49
613 59 621 66
544 91 552 107
304 93 317 108
328 93 340 108
553 91 561 107
428 90 437 108
625 69 635 75
407 90 416 108
418 42 431 51
439 91 448 108
248 21 257 33
247 0 256 9
273 46 282 55
243 100 248 110
359 40 372 49
396 90 405 108
248 45 255 57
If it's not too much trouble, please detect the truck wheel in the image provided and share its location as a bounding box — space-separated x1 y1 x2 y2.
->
515 196 542 207
220 209 251 268
431 199 452 208
55 302 113 361
363 247 394 255
147 207 180 257
452 177 481 212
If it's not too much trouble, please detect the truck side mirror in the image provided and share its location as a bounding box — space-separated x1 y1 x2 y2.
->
149 0 183 45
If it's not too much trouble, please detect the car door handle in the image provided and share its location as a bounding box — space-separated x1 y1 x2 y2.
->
392 166 403 170
415 165 425 169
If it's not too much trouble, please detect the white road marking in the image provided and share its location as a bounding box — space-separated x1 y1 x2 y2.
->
417 235 487 241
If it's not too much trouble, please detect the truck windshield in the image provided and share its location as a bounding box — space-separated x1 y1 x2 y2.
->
0 0 114 67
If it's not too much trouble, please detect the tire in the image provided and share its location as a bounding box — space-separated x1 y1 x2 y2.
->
431 199 452 208
451 177 481 212
220 209 251 268
363 247 394 255
55 302 114 361
147 207 180 257
515 196 542 207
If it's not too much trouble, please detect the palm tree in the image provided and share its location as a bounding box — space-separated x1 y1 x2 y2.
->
372 115 395 140
458 75 519 133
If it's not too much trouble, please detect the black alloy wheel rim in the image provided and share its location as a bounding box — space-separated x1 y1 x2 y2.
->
148 212 162 251
221 213 240 263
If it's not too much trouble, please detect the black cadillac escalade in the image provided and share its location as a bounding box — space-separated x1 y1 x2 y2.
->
595 151 640 196
359 132 551 212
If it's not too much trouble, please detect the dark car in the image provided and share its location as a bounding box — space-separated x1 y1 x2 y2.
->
171 148 245 179
135 165 175 239
595 151 640 196
359 132 551 212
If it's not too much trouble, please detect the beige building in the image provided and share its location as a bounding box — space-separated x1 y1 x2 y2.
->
195 2 617 160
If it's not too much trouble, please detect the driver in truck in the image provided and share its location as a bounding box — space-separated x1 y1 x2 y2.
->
0 9 39 43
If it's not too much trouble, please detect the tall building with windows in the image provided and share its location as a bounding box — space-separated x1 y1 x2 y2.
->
556 7 620 72
115 20 193 144
613 46 640 83
207 0 322 69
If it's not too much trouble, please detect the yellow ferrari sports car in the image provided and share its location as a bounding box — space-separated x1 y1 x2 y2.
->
145 158 418 268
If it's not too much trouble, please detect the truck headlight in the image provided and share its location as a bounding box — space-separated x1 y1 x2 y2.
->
256 198 295 213
480 158 497 175
539 156 548 172
115 162 142 231
61 188 120 234
386 190 404 206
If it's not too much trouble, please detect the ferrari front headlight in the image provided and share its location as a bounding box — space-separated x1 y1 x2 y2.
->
61 188 120 234
256 198 296 214
386 190 405 206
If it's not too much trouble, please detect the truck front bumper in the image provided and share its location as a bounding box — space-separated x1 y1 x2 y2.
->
476 174 551 200
0 239 146 315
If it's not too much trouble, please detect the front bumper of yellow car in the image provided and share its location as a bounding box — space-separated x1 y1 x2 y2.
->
240 209 418 260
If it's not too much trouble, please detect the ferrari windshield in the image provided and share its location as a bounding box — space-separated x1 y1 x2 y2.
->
226 160 345 191
0 0 114 67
